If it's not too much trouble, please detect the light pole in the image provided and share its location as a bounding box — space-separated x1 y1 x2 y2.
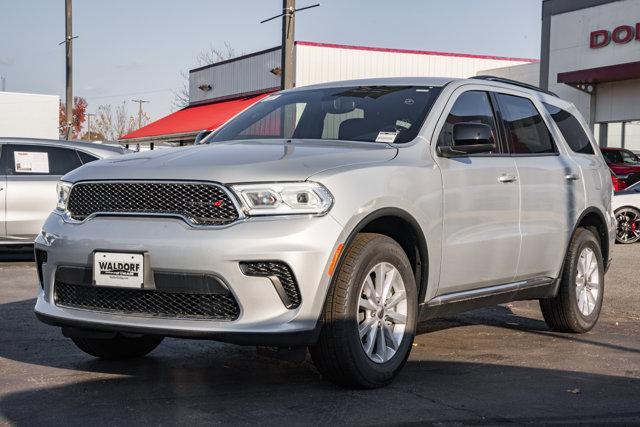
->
87 113 95 141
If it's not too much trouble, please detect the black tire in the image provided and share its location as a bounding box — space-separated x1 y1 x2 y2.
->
540 228 604 333
615 207 640 244
71 334 163 359
309 233 417 389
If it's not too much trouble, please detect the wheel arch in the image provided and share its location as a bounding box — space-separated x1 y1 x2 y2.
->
574 207 610 267
335 207 430 303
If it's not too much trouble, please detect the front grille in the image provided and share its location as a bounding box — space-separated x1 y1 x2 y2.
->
54 282 240 320
240 261 301 309
67 182 240 226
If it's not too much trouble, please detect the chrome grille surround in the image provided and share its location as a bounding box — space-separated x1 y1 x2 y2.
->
65 181 242 227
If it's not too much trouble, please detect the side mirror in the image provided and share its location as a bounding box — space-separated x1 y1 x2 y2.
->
194 130 210 145
437 122 495 158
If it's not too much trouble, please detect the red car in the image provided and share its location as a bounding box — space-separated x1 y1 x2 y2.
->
601 147 640 191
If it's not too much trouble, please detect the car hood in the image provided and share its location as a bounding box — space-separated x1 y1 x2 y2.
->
608 163 640 176
64 139 398 183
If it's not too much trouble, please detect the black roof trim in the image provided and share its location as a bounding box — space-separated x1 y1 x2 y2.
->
472 75 559 97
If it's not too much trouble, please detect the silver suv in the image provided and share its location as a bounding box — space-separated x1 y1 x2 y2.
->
34 77 615 388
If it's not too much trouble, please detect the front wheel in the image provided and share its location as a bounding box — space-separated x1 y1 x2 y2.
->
309 233 417 389
615 207 640 244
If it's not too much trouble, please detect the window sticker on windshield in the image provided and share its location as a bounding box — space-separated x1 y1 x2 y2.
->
14 151 49 173
375 131 398 143
396 120 412 129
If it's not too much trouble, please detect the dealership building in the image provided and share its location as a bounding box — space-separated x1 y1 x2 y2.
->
488 0 640 150
120 41 533 146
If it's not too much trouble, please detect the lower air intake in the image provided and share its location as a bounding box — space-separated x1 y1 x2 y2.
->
54 282 240 320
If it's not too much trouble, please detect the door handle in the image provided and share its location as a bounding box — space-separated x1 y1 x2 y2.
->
565 173 581 181
498 174 517 183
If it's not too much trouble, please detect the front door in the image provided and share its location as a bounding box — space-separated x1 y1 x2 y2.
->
434 89 521 294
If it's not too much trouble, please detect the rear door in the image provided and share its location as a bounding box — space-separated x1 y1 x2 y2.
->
494 93 580 280
0 144 7 240
5 144 83 242
435 89 521 294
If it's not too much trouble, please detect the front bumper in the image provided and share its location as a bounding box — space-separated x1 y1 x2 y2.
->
34 212 345 346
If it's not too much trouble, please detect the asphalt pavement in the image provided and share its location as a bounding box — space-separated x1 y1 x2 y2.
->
0 244 639 426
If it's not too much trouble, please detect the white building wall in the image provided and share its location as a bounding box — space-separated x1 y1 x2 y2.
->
0 92 59 139
294 42 533 87
548 0 640 123
477 62 541 86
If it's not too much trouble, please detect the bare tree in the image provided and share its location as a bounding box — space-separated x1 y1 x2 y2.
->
172 42 238 110
93 101 151 141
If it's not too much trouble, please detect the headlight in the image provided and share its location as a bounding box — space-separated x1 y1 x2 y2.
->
56 181 72 211
231 182 333 216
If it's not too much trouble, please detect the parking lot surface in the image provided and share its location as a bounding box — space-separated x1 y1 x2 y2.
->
1 245 639 426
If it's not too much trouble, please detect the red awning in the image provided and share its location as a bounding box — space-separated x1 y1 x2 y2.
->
557 61 640 85
121 92 273 140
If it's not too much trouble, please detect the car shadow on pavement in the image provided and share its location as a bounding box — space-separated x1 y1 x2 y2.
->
2 298 639 425
1 356 639 425
0 246 34 262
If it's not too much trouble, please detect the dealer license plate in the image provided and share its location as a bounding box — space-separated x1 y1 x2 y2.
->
93 252 144 288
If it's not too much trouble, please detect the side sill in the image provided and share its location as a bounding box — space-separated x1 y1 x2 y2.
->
419 276 556 321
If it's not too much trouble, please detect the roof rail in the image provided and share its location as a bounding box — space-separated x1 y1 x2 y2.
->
472 75 558 97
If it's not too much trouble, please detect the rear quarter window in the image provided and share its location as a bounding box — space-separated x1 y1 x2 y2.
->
543 103 594 155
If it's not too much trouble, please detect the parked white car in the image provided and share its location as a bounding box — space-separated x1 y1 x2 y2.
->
613 181 640 244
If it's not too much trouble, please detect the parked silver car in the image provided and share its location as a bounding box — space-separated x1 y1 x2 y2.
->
34 77 615 388
0 138 128 245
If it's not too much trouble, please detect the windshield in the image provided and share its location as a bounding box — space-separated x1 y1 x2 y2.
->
603 149 640 165
209 85 442 144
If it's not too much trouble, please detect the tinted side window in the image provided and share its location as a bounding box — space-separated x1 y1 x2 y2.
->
438 91 500 153
543 103 594 154
77 150 99 164
9 145 82 175
496 94 556 155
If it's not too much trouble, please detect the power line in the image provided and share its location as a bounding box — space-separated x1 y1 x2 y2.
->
89 88 171 101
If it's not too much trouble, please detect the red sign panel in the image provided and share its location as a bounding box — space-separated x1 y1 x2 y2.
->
590 23 640 48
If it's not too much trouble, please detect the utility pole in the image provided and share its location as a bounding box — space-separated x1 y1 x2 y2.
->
64 0 74 139
87 113 95 141
132 99 149 129
281 0 295 90
260 2 319 90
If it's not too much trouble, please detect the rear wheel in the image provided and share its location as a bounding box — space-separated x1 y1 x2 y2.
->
540 228 604 333
71 334 163 359
615 207 640 244
309 233 417 389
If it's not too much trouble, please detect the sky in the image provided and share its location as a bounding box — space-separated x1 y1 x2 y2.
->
0 0 543 123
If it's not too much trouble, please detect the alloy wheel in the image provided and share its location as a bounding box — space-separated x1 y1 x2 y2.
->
616 208 640 243
357 262 407 363
575 247 600 317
